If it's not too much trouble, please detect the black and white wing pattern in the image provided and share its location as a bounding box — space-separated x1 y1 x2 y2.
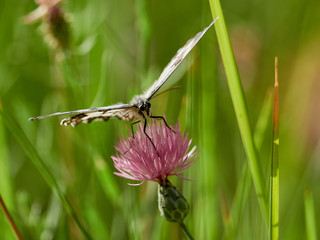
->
143 17 218 100
29 18 218 127
29 103 140 127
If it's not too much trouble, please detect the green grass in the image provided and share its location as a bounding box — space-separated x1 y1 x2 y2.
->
269 58 279 240
304 189 317 240
1 0 319 239
209 0 268 223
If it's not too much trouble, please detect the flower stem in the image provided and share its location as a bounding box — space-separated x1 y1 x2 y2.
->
179 221 194 240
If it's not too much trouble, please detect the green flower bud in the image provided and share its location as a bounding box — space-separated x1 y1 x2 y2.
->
158 179 190 222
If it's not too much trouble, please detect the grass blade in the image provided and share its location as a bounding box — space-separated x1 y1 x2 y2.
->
208 0 268 221
0 195 22 240
270 57 279 240
93 155 121 205
198 27 219 239
226 90 273 238
0 110 14 208
0 110 92 239
304 189 317 240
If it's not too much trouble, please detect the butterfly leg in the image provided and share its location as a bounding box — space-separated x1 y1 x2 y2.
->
140 115 159 157
130 120 140 138
150 115 175 133
123 120 141 155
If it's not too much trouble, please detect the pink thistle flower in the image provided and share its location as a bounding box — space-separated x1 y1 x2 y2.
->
111 121 198 185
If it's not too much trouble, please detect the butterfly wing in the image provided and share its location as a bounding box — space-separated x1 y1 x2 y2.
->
143 18 218 100
29 103 140 127
61 106 139 127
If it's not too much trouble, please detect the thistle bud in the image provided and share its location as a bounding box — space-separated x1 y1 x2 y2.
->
158 178 190 222
24 0 70 51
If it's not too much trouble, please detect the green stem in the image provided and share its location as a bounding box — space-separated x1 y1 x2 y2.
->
179 221 194 240
270 57 279 240
208 0 268 223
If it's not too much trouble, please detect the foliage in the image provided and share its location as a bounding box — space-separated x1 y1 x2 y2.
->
0 0 319 239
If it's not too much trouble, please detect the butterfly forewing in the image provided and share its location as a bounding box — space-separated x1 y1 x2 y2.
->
60 106 139 127
143 18 218 100
29 103 134 122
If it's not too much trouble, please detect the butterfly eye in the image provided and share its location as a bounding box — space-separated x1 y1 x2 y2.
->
139 104 146 111
147 102 151 108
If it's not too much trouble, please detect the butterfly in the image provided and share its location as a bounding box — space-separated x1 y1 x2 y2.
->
29 18 218 151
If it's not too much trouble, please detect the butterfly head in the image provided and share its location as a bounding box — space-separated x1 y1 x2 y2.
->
132 96 151 117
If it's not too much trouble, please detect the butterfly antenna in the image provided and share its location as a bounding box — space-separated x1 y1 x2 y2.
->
150 86 181 99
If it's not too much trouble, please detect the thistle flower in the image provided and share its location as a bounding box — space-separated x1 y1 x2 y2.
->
112 121 197 238
111 121 198 185
24 0 70 50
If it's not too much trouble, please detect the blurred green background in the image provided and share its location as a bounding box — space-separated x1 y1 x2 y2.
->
0 0 319 239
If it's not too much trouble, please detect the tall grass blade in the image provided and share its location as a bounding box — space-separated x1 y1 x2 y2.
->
226 90 273 239
304 189 317 240
0 111 14 208
269 57 279 240
0 195 22 240
198 28 219 239
208 0 268 221
42 192 62 239
93 155 121 205
84 204 110 240
0 111 92 239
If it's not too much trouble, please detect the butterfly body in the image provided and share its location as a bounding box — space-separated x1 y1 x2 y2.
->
130 95 152 116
